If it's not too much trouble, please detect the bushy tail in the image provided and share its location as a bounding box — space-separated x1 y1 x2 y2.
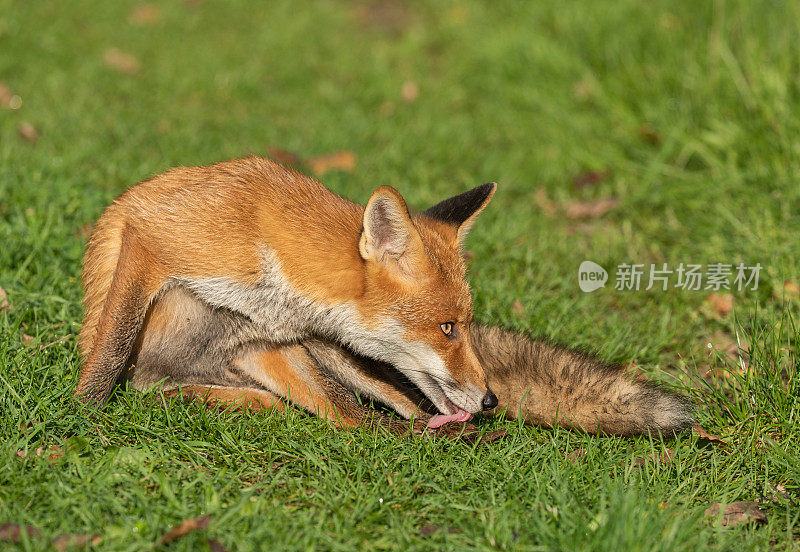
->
471 325 694 436
78 202 127 358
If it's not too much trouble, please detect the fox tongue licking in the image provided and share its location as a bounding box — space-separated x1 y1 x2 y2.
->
427 408 472 429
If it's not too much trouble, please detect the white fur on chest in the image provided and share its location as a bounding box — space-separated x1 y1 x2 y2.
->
176 248 356 344
174 248 455 403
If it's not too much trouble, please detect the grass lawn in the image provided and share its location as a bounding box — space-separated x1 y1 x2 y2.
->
1 0 799 550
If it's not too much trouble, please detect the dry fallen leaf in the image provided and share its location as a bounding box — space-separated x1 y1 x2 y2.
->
0 83 21 109
693 424 729 446
477 430 507 444
307 151 357 175
511 300 525 315
566 448 587 464
571 76 595 102
705 293 733 317
207 539 230 552
0 286 8 311
0 523 41 542
534 186 558 215
379 101 395 116
52 534 102 551
704 501 766 526
104 48 141 75
0 83 12 106
18 122 38 144
418 524 440 536
129 4 161 25
775 280 800 301
36 445 64 461
638 124 662 146
21 334 35 347
401 81 418 102
758 482 794 505
565 198 619 219
160 515 211 545
572 169 611 190
355 0 412 35
634 448 675 466
267 147 304 167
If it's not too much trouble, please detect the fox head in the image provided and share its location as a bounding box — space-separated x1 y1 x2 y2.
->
356 183 497 418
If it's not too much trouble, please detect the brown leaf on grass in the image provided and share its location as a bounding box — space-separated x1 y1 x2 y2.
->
104 48 141 75
401 81 418 103
634 448 675 466
705 293 733 317
21 334 35 347
638 124 662 146
379 101 395 116
565 198 619 219
267 147 304 167
129 4 161 25
0 523 41 542
307 151 357 175
160 515 211 545
572 169 611 190
775 280 800 301
566 448 587 464
534 186 558 215
477 430 507 443
0 83 21 109
511 300 525 315
36 445 64 461
418 524 440 536
52 534 102 551
758 482 793 506
18 122 38 144
207 539 230 552
0 83 12 106
693 424 729 446
418 524 460 536
0 286 8 311
355 0 412 35
571 77 595 102
704 501 766 526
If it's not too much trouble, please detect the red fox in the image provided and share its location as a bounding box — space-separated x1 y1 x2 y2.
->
76 156 693 438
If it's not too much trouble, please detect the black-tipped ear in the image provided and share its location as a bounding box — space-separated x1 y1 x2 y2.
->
422 182 496 243
360 185 425 277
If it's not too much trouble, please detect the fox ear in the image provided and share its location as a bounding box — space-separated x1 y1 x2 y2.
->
422 182 496 244
360 186 425 276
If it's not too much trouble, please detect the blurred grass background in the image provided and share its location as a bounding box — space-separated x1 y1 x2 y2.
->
0 1 798 550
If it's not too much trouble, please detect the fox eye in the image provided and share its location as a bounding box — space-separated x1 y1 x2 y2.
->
440 322 456 339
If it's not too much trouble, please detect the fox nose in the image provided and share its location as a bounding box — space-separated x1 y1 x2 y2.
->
481 390 498 411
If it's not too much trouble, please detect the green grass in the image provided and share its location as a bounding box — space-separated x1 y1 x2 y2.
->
1 0 799 550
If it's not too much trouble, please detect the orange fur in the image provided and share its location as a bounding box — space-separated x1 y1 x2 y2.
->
77 156 496 414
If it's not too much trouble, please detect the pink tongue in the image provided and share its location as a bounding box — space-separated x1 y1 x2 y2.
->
427 408 473 429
